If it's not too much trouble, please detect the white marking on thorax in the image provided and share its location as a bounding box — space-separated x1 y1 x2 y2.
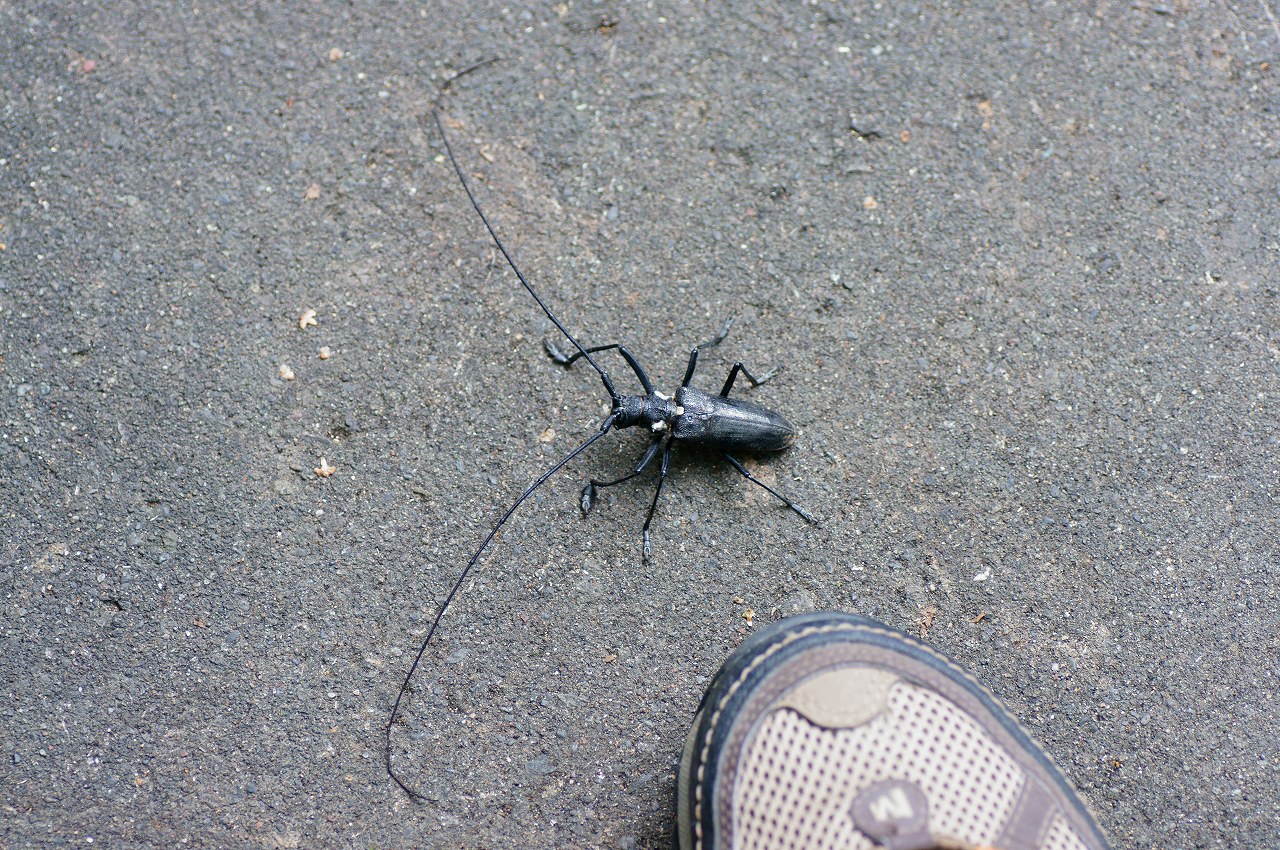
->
651 420 667 431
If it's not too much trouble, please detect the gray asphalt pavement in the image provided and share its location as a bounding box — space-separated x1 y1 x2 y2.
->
3 2 1278 847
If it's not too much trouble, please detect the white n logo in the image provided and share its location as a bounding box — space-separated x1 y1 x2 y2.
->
868 786 916 823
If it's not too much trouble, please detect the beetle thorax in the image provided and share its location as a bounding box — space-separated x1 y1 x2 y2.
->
613 392 678 432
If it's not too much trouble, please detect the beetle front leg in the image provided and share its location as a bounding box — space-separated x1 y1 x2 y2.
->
580 436 662 515
546 340 655 394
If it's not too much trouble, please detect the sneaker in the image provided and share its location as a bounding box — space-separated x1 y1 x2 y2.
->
677 612 1111 850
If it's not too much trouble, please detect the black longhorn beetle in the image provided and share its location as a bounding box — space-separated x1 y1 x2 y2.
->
385 60 816 800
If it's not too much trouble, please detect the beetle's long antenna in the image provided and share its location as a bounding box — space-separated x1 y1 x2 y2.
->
385 415 617 800
431 61 620 401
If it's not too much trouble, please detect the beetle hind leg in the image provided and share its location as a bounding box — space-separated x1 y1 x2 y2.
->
720 452 817 524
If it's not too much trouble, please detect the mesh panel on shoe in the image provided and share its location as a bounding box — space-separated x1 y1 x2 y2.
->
1044 810 1090 850
730 680 1025 850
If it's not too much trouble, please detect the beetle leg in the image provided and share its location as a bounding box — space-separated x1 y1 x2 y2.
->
546 340 655 394
581 436 662 515
613 346 655 394
720 452 817 523
641 437 676 562
699 316 735 349
544 338 612 366
680 347 700 388
719 362 781 397
680 317 736 387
